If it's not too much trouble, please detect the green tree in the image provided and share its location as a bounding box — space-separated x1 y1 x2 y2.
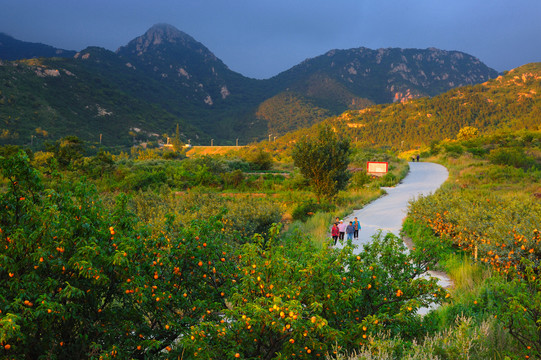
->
292 125 351 202
172 123 182 152
246 149 273 171
44 136 85 169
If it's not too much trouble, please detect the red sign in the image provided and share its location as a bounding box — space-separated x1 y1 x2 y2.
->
367 162 388 174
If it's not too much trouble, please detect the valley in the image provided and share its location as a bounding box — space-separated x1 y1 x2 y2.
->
0 23 540 360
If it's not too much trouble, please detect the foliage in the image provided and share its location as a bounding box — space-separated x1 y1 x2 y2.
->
292 200 336 222
402 130 541 359
408 186 541 276
182 229 446 359
329 316 514 360
0 150 238 358
44 136 85 169
245 149 274 171
318 63 541 149
488 147 538 170
457 126 479 141
484 259 541 357
292 125 351 202
0 150 447 359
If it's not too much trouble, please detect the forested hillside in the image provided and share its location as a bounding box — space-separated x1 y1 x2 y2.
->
325 63 541 148
0 24 499 148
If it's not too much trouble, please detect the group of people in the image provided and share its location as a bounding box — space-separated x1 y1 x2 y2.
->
331 216 361 245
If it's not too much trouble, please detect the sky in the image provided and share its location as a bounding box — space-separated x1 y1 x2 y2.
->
2 0 540 79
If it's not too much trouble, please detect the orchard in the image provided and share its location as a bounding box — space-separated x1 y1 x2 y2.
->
0 150 445 359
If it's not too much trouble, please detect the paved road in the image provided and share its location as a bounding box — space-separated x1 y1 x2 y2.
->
339 161 452 307
340 162 449 249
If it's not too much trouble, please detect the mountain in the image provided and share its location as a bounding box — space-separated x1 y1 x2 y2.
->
112 24 272 140
0 24 502 148
0 33 76 61
257 47 498 137
116 24 250 106
315 62 541 148
270 46 498 105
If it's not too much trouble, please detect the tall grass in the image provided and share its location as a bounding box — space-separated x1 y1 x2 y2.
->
327 315 514 360
440 254 492 293
286 212 334 248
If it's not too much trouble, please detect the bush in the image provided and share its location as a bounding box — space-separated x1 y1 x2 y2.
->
443 143 464 158
378 172 399 187
245 149 273 171
488 147 537 170
292 200 335 222
349 171 372 188
221 169 245 188
182 230 447 359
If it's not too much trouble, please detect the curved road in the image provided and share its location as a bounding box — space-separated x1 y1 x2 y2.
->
340 162 449 249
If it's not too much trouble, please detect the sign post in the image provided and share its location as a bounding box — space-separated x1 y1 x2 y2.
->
367 162 388 176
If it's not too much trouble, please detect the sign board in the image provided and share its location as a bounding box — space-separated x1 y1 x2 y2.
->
367 161 388 176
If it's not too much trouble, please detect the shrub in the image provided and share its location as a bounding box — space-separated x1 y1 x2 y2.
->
182 230 446 359
349 171 372 188
488 147 537 170
221 169 245 188
378 172 399 187
292 200 335 222
443 143 464 158
245 149 273 171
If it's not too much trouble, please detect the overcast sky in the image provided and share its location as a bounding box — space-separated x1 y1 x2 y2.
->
2 0 540 79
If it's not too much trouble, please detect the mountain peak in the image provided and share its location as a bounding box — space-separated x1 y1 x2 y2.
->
145 23 195 44
117 23 198 55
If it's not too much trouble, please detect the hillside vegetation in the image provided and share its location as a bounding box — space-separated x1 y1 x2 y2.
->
0 24 498 148
2 27 541 358
2 62 541 357
327 63 541 149
391 129 541 360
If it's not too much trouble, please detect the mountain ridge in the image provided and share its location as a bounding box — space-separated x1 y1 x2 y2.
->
0 32 76 61
0 23 505 147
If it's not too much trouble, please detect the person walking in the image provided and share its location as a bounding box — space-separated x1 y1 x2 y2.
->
331 222 340 245
353 217 361 239
346 221 355 241
338 220 346 241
